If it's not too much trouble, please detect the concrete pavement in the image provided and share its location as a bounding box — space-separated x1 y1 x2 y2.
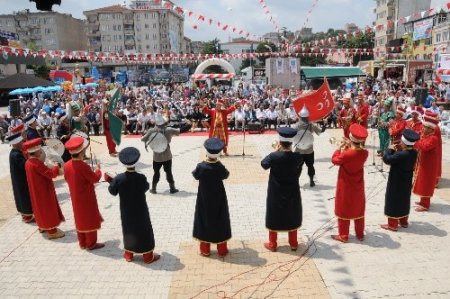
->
0 128 449 298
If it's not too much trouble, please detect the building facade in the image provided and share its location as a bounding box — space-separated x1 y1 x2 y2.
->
0 10 86 50
374 0 431 59
83 0 184 54
220 38 259 72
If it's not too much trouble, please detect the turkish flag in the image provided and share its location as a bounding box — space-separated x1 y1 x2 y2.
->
292 79 335 121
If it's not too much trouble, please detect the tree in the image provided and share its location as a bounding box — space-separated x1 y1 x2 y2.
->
300 55 327 67
255 42 278 66
201 38 222 54
240 58 251 71
200 38 224 74
341 31 375 65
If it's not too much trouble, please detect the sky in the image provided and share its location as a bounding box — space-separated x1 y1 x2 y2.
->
1 0 449 42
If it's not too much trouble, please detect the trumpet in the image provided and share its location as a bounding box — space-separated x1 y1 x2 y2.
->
329 137 351 150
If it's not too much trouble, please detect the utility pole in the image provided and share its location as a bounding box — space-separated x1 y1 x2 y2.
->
250 43 254 83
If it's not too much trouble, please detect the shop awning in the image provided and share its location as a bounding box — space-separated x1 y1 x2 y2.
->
302 67 365 79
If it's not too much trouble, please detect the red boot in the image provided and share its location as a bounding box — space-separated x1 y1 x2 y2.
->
217 242 229 257
399 216 409 228
143 252 160 264
264 231 277 252
199 242 211 256
416 197 430 212
123 251 134 262
288 230 298 251
380 217 398 231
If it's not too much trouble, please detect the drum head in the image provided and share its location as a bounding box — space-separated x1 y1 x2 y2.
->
148 132 168 153
42 146 64 165
295 132 314 151
45 139 65 156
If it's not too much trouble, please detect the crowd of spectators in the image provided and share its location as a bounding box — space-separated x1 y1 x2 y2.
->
1 78 450 144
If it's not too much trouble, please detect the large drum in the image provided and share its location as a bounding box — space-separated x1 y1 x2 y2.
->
44 138 65 157
146 131 168 153
43 138 65 165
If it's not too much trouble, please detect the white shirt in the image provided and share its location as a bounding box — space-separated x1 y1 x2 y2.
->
256 108 266 119
266 110 278 120
234 109 246 121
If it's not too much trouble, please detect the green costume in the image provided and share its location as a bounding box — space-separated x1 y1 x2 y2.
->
378 99 395 152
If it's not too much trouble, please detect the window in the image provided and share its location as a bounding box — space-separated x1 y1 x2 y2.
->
153 33 157 40
145 24 149 29
145 34 149 40
153 23 157 29
118 25 122 31
436 33 441 43
444 31 449 41
146 45 150 50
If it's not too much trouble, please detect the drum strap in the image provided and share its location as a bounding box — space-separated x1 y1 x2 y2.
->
294 123 311 149
147 128 166 146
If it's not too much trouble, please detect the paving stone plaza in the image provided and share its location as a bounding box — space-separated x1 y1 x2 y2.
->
0 129 449 298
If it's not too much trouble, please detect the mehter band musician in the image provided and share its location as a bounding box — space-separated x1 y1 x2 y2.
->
424 110 443 188
192 138 232 257
413 114 440 212
377 98 395 156
293 105 325 187
24 138 65 240
202 99 237 156
141 113 180 194
339 95 355 139
6 132 33 223
406 106 424 134
64 137 104 250
24 115 41 141
261 127 303 252
381 129 419 231
107 147 160 264
331 124 368 243
389 106 407 146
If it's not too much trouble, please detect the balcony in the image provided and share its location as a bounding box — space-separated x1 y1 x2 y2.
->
125 38 135 46
124 19 134 25
387 0 394 6
87 19 99 26
87 30 100 37
124 29 134 35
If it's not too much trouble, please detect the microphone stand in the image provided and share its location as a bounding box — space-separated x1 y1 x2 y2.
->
368 129 386 178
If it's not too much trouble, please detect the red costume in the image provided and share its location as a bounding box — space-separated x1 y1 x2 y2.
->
202 100 236 154
331 124 369 242
103 111 117 155
339 102 356 138
413 115 439 211
24 139 65 235
355 96 370 128
389 107 407 145
423 111 442 187
406 118 423 134
64 137 103 249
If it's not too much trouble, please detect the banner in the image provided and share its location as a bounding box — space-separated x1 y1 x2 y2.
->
276 58 284 74
289 58 298 74
107 88 123 145
292 79 334 122
413 18 433 41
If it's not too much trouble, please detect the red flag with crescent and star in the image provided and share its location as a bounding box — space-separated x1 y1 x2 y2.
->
292 78 335 122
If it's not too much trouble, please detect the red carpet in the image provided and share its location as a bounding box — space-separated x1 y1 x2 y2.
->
125 130 278 138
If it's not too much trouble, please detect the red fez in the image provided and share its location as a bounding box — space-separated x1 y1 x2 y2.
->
23 138 42 153
216 99 225 105
349 124 368 143
65 136 88 154
424 110 438 119
396 106 406 115
412 106 424 115
11 124 25 134
422 115 439 128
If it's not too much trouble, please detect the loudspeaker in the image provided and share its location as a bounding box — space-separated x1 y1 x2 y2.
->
9 99 21 117
413 88 428 106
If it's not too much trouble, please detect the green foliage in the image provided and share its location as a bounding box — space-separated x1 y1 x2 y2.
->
255 42 278 65
301 56 327 66
29 64 51 79
201 38 222 54
240 58 251 71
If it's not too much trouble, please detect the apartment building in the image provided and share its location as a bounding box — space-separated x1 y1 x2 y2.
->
374 0 431 59
0 10 86 50
83 0 184 54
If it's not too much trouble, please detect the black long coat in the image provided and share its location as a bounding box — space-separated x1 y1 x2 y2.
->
9 148 33 215
261 151 303 231
108 171 155 254
383 148 418 218
56 124 71 162
192 160 231 244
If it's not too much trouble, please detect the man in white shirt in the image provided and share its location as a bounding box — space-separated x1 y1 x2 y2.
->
234 106 246 130
38 111 53 137
286 104 299 126
256 105 267 127
266 106 278 130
